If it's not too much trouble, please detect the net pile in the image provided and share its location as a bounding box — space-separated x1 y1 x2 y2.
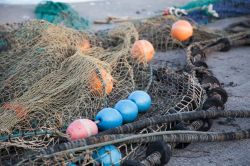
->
134 16 220 50
0 20 148 130
1 16 248 165
0 21 151 165
0 20 91 104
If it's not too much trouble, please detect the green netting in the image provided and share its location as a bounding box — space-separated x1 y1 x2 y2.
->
180 0 219 9
35 1 91 30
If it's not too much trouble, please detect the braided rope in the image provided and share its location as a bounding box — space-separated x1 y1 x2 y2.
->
36 109 250 156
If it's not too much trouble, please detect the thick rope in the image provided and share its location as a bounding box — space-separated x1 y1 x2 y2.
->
34 109 250 156
35 129 250 159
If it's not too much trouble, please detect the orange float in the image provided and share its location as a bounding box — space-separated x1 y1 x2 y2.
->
2 103 27 119
131 40 155 63
91 68 113 95
80 39 90 52
171 20 193 41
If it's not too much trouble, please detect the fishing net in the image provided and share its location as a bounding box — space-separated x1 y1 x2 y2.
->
134 16 220 50
0 20 92 104
35 1 91 30
0 16 250 165
180 0 250 24
0 20 148 132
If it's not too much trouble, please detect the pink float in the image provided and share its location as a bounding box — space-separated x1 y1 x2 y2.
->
66 119 98 141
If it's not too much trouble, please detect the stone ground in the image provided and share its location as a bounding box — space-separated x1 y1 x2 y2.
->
0 0 249 165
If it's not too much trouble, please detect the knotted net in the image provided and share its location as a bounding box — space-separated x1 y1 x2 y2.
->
1 16 243 165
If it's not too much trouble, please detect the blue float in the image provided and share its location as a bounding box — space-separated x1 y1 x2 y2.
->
95 108 123 130
114 99 138 123
128 90 152 112
93 145 121 166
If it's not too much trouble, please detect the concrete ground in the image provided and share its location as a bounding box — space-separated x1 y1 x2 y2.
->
0 0 249 165
169 46 250 166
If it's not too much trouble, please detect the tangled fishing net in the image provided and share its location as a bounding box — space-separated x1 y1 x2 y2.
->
165 0 250 24
0 15 250 165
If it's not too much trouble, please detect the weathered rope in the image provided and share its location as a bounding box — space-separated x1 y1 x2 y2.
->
17 127 250 165
185 31 250 76
39 129 250 158
99 109 250 135
36 109 250 155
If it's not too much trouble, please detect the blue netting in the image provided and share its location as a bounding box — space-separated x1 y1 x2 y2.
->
181 0 250 24
214 0 250 18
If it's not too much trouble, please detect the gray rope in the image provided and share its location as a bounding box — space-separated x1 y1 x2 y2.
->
39 129 250 158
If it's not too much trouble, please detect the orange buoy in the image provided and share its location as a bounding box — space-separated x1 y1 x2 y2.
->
131 40 155 63
171 20 193 41
91 68 113 95
80 39 90 52
2 103 27 118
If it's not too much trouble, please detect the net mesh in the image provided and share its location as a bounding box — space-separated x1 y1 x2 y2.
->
0 20 91 104
0 16 228 165
0 20 149 131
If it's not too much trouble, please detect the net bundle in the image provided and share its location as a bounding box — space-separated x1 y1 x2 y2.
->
0 21 148 131
28 24 249 165
7 69 204 165
0 20 92 104
133 16 220 51
1 15 244 165
0 20 152 164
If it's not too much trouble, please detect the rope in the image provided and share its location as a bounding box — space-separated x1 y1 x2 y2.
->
33 109 250 156
141 152 162 166
38 129 250 158
98 109 250 135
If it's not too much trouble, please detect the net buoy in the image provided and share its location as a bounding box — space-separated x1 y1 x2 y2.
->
93 145 122 166
171 20 193 41
131 40 155 63
80 39 90 52
2 103 27 119
114 99 138 123
66 119 98 141
91 68 113 95
95 108 123 130
128 90 152 112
